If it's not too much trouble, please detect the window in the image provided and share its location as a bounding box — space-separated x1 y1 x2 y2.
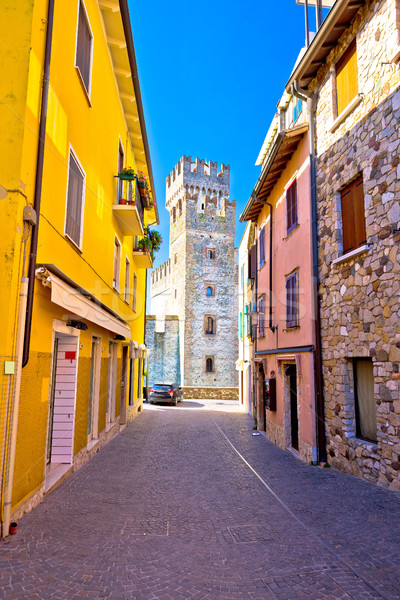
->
174 289 177 299
205 316 215 335
172 207 176 223
259 226 265 267
248 245 257 280
293 97 302 123
206 285 215 297
341 176 366 255
178 199 182 216
286 272 299 328
336 39 358 116
132 273 137 311
124 258 130 302
113 237 121 290
238 312 243 339
174 253 177 264
286 179 298 235
65 150 85 247
258 297 265 337
206 357 214 373
75 1 93 94
353 358 377 442
207 248 216 259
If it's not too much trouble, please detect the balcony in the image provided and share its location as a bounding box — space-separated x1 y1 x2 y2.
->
112 178 144 237
132 250 153 268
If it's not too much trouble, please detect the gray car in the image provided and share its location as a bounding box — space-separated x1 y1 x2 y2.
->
149 383 182 406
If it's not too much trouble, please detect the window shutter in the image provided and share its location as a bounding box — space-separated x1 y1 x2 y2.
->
353 177 366 248
286 180 297 234
250 245 257 279
336 40 358 115
341 175 365 254
77 3 92 91
238 312 243 339
286 273 298 328
66 154 84 245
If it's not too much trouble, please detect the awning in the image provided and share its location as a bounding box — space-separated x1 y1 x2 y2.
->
36 268 131 338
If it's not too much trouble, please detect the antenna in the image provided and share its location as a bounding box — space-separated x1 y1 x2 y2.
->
296 0 335 46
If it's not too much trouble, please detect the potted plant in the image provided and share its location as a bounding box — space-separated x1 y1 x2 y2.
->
135 227 162 261
119 166 136 180
137 171 147 190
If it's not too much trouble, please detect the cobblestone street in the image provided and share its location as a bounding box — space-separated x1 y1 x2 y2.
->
1 399 399 600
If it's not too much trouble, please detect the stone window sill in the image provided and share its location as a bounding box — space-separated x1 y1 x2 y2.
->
332 244 370 266
347 435 378 450
329 94 363 133
284 223 300 241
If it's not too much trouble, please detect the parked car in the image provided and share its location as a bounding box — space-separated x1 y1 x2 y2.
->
149 383 182 406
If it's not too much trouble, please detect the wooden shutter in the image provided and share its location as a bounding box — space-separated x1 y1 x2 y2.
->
259 227 265 266
286 273 298 328
250 245 257 279
341 175 365 254
336 39 358 115
76 2 92 91
66 154 84 245
286 179 297 234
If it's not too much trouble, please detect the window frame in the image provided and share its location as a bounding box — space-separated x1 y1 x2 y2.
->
205 357 214 373
64 146 86 250
353 358 377 443
206 285 215 297
286 179 298 235
113 235 121 291
206 247 216 260
132 272 137 312
205 316 215 335
258 296 265 337
75 0 94 98
124 257 130 303
286 272 299 329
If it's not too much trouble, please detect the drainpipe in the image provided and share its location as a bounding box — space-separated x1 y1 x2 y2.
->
22 0 55 367
291 80 327 463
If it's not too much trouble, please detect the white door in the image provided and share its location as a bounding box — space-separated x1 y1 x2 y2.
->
48 333 78 464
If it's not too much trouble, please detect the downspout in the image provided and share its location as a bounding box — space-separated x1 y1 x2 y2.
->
291 79 327 463
22 0 55 367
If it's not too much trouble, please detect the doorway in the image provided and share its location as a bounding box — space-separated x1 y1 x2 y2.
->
286 364 299 450
88 337 101 443
107 341 118 427
47 333 78 466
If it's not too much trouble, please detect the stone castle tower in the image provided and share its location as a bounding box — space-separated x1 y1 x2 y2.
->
146 156 238 398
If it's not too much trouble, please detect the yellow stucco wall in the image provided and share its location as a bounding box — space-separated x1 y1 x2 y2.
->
0 0 154 514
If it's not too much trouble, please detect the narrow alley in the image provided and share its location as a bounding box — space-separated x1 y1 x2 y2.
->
1 400 399 600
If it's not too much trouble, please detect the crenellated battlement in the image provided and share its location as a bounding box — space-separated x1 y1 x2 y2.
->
166 156 230 210
150 258 171 287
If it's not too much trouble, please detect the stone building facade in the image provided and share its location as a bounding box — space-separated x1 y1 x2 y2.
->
148 156 238 399
287 0 400 489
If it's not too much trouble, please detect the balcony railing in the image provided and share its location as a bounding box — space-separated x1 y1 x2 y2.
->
113 178 144 237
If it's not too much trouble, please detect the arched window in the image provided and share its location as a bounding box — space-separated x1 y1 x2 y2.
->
206 285 214 297
207 248 216 259
206 357 214 373
172 207 176 223
178 199 182 216
205 316 215 335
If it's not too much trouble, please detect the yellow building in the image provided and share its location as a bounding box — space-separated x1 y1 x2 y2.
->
0 0 159 536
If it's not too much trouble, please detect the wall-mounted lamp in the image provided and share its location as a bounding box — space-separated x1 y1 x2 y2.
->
67 320 88 330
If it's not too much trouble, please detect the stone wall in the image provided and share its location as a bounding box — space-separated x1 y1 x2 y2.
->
182 386 239 400
311 0 400 490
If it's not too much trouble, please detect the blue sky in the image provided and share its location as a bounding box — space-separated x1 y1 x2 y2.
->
129 0 324 267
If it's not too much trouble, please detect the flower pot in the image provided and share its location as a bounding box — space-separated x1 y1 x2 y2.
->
127 200 135 206
137 178 146 189
119 173 135 180
119 198 127 205
9 522 18 535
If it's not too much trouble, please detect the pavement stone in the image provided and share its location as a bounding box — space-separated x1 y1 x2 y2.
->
0 399 399 600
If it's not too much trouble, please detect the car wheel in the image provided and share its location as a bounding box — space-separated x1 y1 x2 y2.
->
173 395 178 406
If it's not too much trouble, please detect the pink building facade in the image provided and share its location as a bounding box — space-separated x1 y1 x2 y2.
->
240 97 320 463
